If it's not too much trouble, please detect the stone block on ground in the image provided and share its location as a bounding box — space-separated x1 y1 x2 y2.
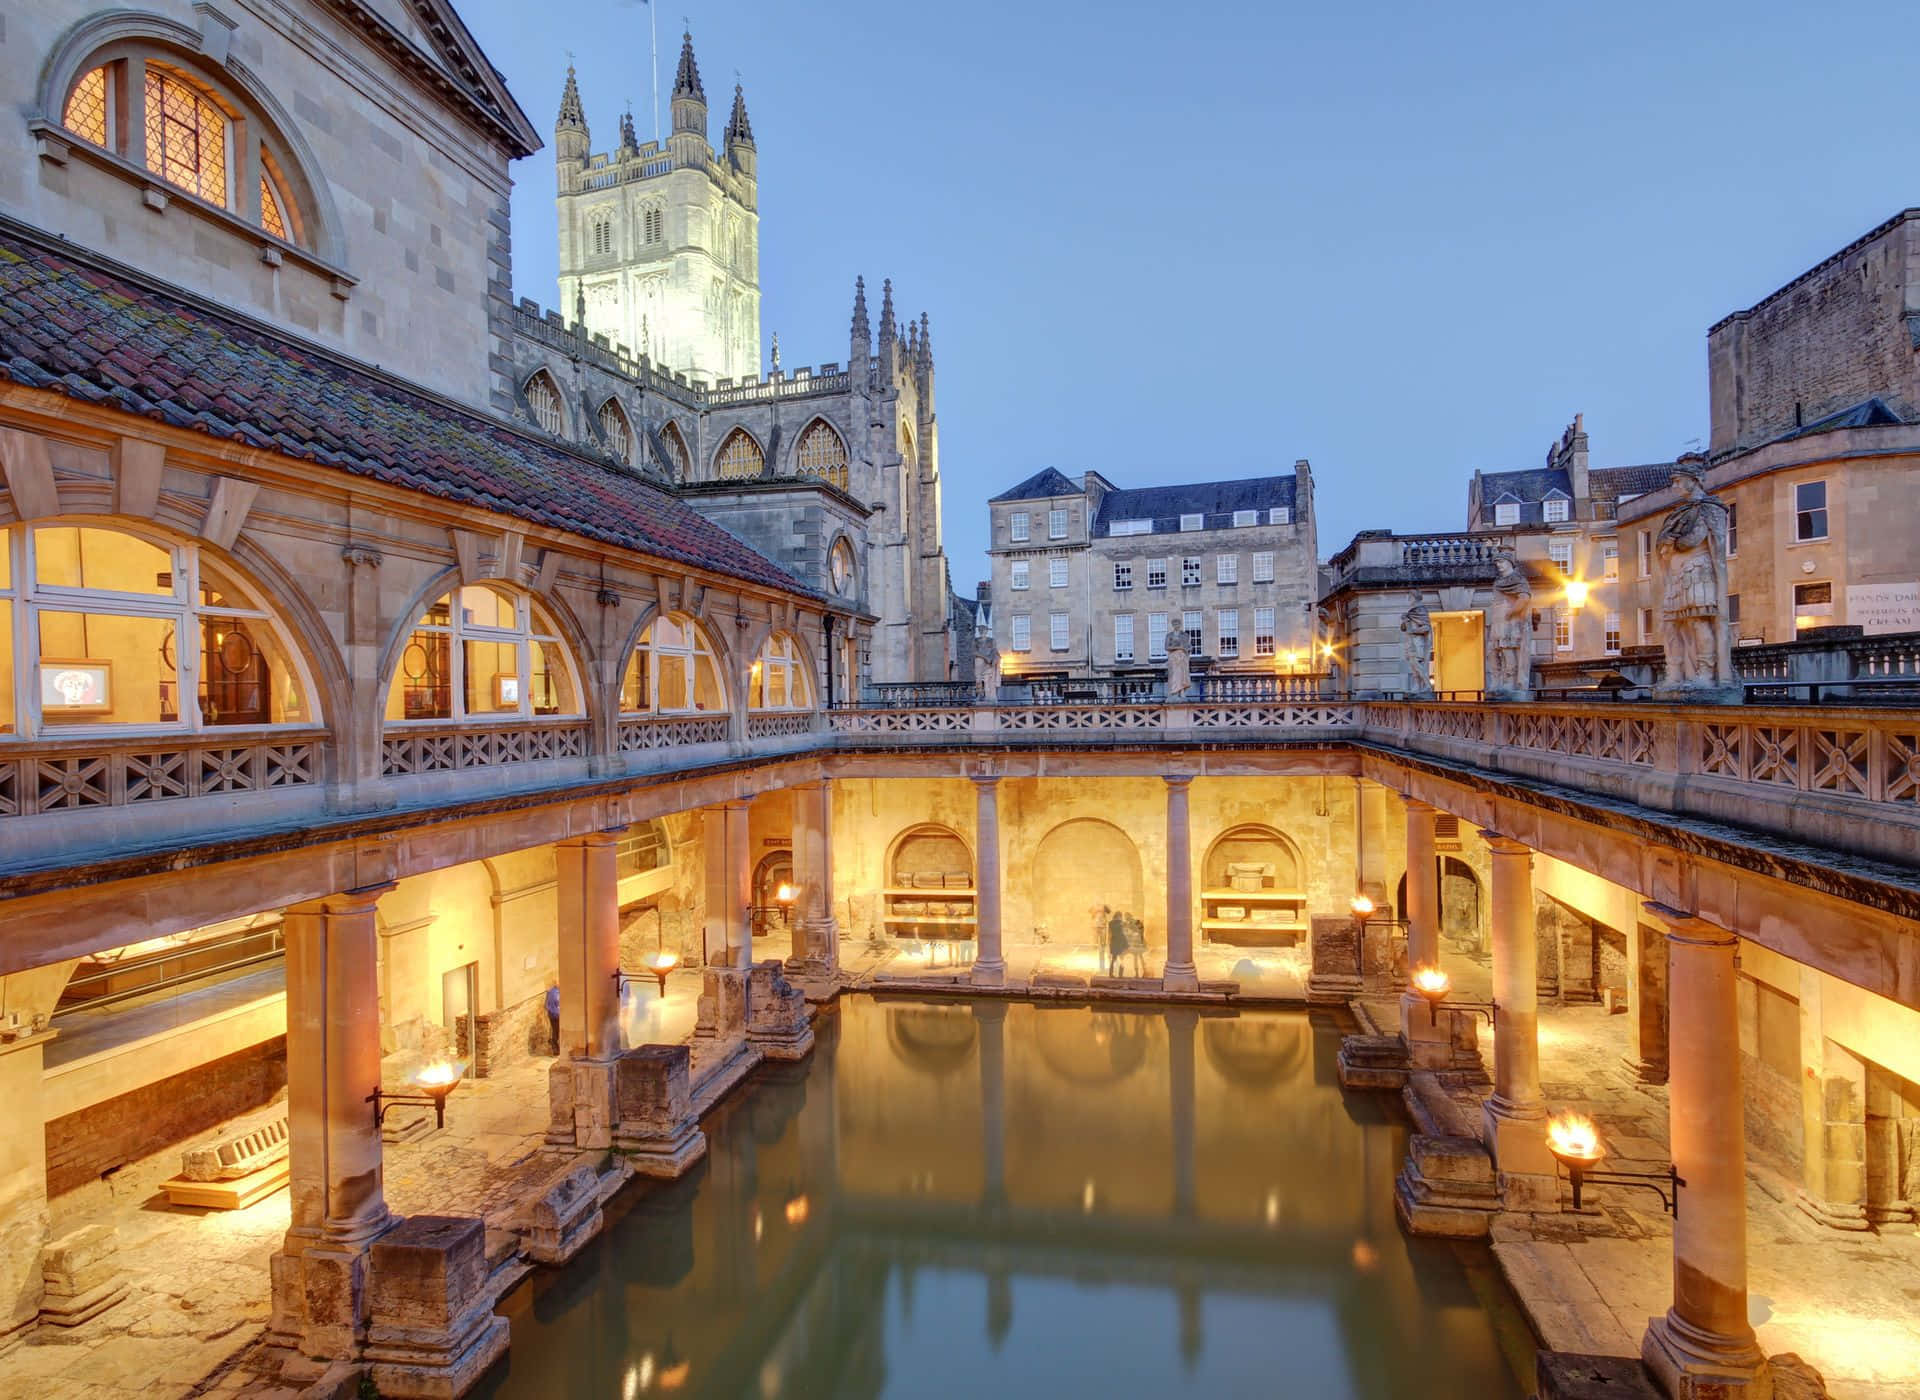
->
694 966 749 1040
613 1044 707 1177
545 1057 616 1150
746 960 815 1061
39 1222 127 1326
1536 1352 1664 1399
511 1162 604 1266
365 1215 507 1399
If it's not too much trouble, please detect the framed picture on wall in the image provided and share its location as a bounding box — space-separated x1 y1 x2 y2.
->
40 659 113 716
494 674 522 707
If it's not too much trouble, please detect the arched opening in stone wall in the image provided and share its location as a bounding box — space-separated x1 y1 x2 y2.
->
1395 855 1483 947
883 824 974 943
1031 819 1143 955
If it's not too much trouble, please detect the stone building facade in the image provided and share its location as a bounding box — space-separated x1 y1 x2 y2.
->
983 466 1320 679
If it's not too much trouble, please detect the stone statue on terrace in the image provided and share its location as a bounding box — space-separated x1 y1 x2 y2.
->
1654 462 1737 701
1165 633 1191 698
1485 551 1533 699
973 636 1000 698
1400 598 1434 697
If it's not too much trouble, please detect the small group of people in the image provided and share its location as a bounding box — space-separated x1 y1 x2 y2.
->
1098 906 1148 978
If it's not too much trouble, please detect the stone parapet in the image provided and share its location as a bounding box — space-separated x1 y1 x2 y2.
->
612 1044 708 1178
364 1215 508 1400
746 960 815 1061
694 966 749 1041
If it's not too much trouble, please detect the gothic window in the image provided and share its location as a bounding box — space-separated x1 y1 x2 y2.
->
597 399 634 463
524 371 565 436
590 215 614 256
643 207 663 244
1 523 317 736
715 427 764 479
385 585 581 723
750 632 815 711
795 419 849 490
657 420 691 478
58 54 314 248
622 612 724 713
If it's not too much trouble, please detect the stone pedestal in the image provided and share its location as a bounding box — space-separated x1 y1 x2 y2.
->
1641 905 1773 1400
970 776 1006 985
694 965 750 1041
37 1223 126 1326
613 1044 707 1177
1163 776 1199 991
1400 991 1473 1071
1306 915 1363 1004
512 1163 604 1266
545 1056 617 1150
746 960 815 1061
364 1215 508 1399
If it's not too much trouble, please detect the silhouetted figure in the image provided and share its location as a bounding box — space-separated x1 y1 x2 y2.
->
545 983 561 1056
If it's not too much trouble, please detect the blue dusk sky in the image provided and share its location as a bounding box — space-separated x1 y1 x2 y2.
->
460 0 1915 584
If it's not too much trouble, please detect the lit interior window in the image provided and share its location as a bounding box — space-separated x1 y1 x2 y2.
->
260 173 288 240
144 66 230 208
598 399 633 463
385 585 580 722
622 612 724 713
658 421 691 477
795 419 848 490
716 428 764 479
525 372 565 436
749 632 815 711
63 66 110 147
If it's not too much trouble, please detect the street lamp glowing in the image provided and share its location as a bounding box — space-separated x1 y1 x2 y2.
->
1564 579 1590 610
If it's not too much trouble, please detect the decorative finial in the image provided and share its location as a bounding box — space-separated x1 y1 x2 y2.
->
851 276 871 349
557 63 586 130
726 81 754 146
770 331 780 372
878 278 897 346
673 28 705 100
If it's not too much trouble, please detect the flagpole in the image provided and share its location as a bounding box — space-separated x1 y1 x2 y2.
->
650 0 660 144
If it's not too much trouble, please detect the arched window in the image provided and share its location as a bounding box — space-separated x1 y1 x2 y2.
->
590 214 613 256
621 612 724 714
0 523 317 736
385 585 581 723
598 399 633 463
525 371 565 436
715 428 763 480
58 56 309 247
749 632 815 711
643 207 663 244
795 419 849 490
657 420 691 478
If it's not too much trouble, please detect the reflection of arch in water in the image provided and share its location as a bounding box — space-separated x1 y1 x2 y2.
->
1201 823 1303 892
885 823 973 884
1032 818 1143 946
1201 1016 1310 1090
1395 856 1482 939
1033 1007 1150 1086
885 1003 979 1079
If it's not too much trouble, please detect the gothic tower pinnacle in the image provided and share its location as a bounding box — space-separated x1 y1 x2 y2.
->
878 278 897 362
725 83 756 179
851 276 871 361
554 65 589 168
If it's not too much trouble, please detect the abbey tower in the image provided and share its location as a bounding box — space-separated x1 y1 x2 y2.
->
553 32 761 384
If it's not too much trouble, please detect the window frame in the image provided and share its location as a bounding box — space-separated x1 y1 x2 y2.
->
1048 612 1070 652
1179 513 1204 532
1009 562 1030 591
1216 555 1238 586
1217 608 1239 658
1113 613 1135 662
748 631 816 712
1180 557 1202 588
1251 551 1275 584
1794 480 1828 542
1147 612 1169 661
1542 496 1570 523
388 583 583 726
1009 613 1032 653
1113 561 1133 591
1048 558 1069 589
1269 507 1291 525
1253 606 1276 657
1145 559 1167 590
4 522 321 740
1602 542 1619 582
525 371 566 436
1181 610 1204 656
1725 503 1738 557
1548 539 1574 574
1009 512 1031 543
1047 508 1069 541
1604 611 1621 656
621 611 726 715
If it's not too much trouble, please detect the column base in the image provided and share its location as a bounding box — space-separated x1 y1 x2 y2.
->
612 1044 709 1179
545 1056 617 1150
1624 1054 1670 1086
1162 961 1200 993
1483 1097 1559 1209
970 958 1007 987
1401 993 1470 1071
1793 1189 1872 1232
1642 1310 1773 1399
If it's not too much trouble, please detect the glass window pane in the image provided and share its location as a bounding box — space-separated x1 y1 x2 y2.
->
620 649 651 712
463 638 520 714
0 599 13 734
458 585 516 631
198 559 263 611
64 67 109 146
749 661 765 709
199 618 308 726
35 527 173 595
768 667 788 709
531 640 578 715
658 653 690 711
693 654 722 711
38 611 176 725
388 628 450 720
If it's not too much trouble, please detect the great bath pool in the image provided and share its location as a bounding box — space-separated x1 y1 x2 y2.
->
477 998 1532 1398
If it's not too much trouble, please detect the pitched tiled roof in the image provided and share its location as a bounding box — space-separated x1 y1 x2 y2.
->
990 467 1081 503
1475 462 1676 524
1589 462 1678 502
1777 396 1906 442
1091 474 1297 536
0 226 817 600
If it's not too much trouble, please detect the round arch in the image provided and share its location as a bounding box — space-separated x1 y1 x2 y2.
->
1033 1008 1149 1087
748 630 818 711
38 13 347 263
1201 1017 1310 1091
1396 855 1482 941
885 823 973 886
884 1003 977 1080
824 531 860 605
619 608 729 714
1031 818 1143 949
1200 824 1304 894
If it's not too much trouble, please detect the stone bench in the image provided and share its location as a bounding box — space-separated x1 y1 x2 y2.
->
161 1115 290 1209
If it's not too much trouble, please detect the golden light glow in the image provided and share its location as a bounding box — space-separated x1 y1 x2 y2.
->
775 882 796 905
1564 579 1591 610
1546 1111 1604 1164
1349 893 1375 917
647 950 680 973
412 1059 465 1092
1411 965 1450 1000
658 1360 690 1391
783 1192 810 1226
1351 1239 1380 1272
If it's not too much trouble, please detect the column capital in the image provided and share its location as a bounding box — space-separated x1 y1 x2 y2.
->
560 827 626 849
1480 830 1531 857
1162 774 1194 790
1401 794 1438 815
1642 902 1737 947
286 884 394 920
970 773 1001 791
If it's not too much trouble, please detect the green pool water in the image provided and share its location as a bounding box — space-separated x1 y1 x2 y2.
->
478 997 1532 1399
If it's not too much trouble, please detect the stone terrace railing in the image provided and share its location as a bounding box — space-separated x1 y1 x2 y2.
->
0 728 326 816
382 719 591 777
829 701 1361 743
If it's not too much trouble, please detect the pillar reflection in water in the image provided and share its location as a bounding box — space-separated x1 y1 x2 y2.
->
478 1000 1527 1400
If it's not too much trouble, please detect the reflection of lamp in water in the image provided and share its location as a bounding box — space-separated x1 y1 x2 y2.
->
752 1206 764 1243
1081 1178 1096 1213
1263 1188 1281 1226
656 1332 690 1391
1351 1239 1380 1272
783 1183 810 1226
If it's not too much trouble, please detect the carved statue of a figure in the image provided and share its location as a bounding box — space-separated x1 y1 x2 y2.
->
1655 465 1735 696
973 636 1000 697
1165 632 1191 698
1400 599 1434 696
1485 552 1533 697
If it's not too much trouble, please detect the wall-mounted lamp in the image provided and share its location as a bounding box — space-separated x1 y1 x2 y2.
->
368 1059 467 1131
1564 579 1591 610
1546 1111 1682 1217
1407 962 1497 1027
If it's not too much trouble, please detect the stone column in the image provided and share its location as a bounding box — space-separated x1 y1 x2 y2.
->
971 777 1006 986
1167 1008 1199 1218
1163 776 1198 991
791 778 839 974
704 801 753 968
274 886 394 1358
1403 796 1440 973
1479 833 1555 1205
1626 918 1671 1085
1642 906 1772 1398
555 830 624 1061
975 1001 1008 1208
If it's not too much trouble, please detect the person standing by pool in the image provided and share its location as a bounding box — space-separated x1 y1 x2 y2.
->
544 983 560 1056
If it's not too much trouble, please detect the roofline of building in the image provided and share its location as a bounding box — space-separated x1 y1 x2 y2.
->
1706 207 1920 337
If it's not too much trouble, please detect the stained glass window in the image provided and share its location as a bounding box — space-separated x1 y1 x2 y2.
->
144 67 229 208
260 174 287 239
795 419 848 489
63 67 110 147
715 428 763 479
525 372 564 435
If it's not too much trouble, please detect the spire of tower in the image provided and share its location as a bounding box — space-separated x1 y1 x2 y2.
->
556 65 586 131
673 31 705 101
906 318 919 358
726 84 754 147
851 277 871 349
619 107 637 153
918 312 933 371
878 278 897 350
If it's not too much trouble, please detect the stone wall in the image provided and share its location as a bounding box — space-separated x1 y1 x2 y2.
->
459 992 552 1079
44 1038 286 1198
